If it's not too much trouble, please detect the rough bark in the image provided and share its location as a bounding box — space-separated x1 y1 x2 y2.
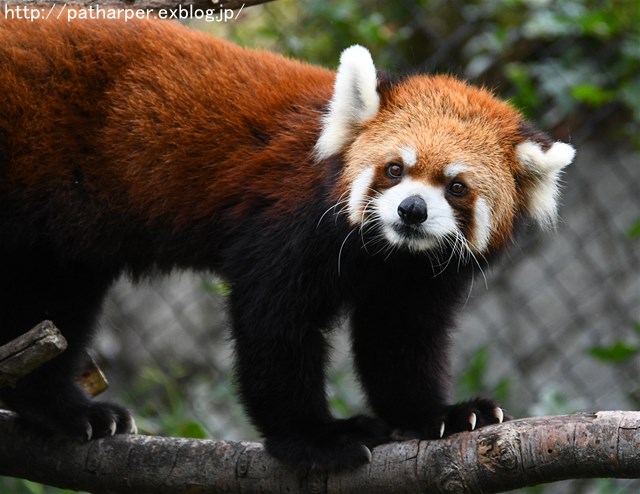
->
1 410 639 493
0 0 273 10
0 321 67 389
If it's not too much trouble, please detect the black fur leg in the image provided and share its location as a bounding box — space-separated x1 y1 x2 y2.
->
350 263 510 443
1 376 136 440
265 415 390 471
228 266 392 471
0 248 130 441
429 398 509 439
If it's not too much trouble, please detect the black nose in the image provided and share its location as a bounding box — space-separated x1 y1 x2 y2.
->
397 195 428 225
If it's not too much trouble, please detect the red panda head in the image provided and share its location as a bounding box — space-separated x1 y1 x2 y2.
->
315 46 575 257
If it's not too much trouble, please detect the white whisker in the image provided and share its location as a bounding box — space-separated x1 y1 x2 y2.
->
337 227 357 276
317 193 349 229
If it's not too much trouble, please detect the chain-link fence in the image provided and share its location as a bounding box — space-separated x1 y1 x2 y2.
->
88 2 639 493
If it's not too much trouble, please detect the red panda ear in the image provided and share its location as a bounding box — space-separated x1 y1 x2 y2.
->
314 45 380 161
516 140 576 229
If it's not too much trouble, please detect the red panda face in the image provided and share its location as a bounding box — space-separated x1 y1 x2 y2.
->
315 46 575 257
344 146 496 255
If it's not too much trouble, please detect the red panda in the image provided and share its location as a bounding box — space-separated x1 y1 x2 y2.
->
0 16 575 470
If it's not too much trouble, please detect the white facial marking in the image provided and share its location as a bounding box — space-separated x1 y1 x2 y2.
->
398 146 417 167
473 197 492 253
444 162 469 178
375 178 458 251
347 167 374 224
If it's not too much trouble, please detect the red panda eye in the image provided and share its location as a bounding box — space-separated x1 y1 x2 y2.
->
386 163 404 179
448 181 468 197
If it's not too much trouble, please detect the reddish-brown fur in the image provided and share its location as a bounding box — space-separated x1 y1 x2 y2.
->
0 17 334 232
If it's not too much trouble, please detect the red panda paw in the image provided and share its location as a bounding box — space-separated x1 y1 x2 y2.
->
16 399 137 441
53 400 137 440
80 401 138 440
2 381 137 440
431 399 510 439
264 415 391 471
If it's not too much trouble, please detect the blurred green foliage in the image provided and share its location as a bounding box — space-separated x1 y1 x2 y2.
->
212 0 640 144
455 346 511 407
588 225 640 368
128 365 209 439
0 478 81 494
629 220 640 240
589 338 639 365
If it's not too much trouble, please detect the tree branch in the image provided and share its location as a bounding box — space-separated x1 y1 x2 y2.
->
0 0 274 12
1 410 639 493
0 321 67 389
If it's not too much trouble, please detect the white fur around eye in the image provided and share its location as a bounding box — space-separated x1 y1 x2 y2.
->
444 162 469 178
398 146 417 167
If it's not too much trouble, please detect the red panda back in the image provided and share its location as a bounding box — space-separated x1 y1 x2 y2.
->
0 18 335 246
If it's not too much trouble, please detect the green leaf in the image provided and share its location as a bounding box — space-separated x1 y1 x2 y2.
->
457 346 489 395
23 481 45 494
570 83 616 107
505 63 540 116
203 279 231 297
589 341 639 364
628 220 640 240
329 396 351 418
177 421 208 439
575 9 621 38
494 378 511 405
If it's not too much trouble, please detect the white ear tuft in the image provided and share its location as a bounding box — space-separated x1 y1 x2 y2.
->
517 140 576 229
314 45 380 161
517 141 575 174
